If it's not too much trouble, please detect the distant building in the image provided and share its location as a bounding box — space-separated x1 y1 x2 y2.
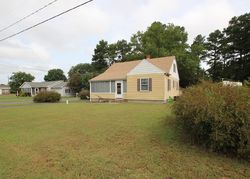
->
0 84 11 95
20 81 74 97
222 81 243 87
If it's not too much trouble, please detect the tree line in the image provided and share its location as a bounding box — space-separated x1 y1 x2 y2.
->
8 13 250 93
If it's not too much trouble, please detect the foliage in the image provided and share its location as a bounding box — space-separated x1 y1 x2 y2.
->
68 63 94 77
44 69 67 81
19 91 30 97
174 81 250 159
33 91 61 103
67 73 82 93
9 72 35 93
204 13 250 82
243 77 250 87
78 89 90 100
205 30 225 81
91 40 109 71
68 63 97 92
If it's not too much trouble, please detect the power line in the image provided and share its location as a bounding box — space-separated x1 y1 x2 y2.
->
0 0 59 33
0 0 94 42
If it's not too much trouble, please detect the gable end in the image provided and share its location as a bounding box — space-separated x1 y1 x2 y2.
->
127 60 164 76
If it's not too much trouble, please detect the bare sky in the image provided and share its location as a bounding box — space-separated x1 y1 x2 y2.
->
0 0 249 83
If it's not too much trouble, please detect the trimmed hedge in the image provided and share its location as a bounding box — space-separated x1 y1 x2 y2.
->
78 90 90 100
174 81 250 159
33 91 61 103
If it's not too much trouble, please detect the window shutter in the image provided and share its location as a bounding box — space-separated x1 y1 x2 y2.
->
149 78 152 91
137 79 140 91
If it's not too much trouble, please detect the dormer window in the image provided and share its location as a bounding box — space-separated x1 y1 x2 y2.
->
173 64 176 73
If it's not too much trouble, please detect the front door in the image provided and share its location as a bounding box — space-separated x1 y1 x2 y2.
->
115 81 123 98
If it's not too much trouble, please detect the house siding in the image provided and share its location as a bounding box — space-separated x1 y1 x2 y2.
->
164 76 180 100
90 93 115 100
126 73 165 101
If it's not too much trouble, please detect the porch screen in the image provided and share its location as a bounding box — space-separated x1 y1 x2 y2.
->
123 80 127 92
91 81 110 93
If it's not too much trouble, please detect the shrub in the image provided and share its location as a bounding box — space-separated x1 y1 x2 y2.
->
19 91 30 97
174 81 250 159
78 90 90 100
33 91 61 103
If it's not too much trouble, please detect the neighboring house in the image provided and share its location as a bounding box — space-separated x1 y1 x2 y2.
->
20 81 74 97
0 84 10 95
89 56 180 102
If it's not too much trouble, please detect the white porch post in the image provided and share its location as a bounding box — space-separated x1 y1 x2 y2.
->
31 88 33 96
89 82 92 102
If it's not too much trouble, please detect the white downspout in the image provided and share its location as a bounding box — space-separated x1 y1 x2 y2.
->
89 81 92 102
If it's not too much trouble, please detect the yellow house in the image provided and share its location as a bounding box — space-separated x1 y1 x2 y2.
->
89 56 180 102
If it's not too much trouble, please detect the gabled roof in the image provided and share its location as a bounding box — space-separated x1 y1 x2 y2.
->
90 56 176 81
90 60 141 81
51 81 68 89
20 81 66 88
0 84 10 89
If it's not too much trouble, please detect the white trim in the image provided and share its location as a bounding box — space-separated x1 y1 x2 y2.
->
115 80 123 98
89 82 92 102
109 80 111 94
139 78 150 92
169 58 179 80
164 77 167 102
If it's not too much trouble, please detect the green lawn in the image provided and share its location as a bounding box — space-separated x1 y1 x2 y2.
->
0 101 249 178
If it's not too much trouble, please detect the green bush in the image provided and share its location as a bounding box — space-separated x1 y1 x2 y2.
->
33 91 61 103
19 91 30 97
174 81 250 159
78 90 90 100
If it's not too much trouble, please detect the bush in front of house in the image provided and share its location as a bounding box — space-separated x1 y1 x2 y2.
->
19 91 30 97
33 91 61 103
174 81 250 159
78 90 90 100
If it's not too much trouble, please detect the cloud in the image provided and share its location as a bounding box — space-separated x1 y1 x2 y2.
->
173 0 235 42
0 40 51 61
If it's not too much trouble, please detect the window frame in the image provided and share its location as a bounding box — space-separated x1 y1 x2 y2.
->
140 78 149 91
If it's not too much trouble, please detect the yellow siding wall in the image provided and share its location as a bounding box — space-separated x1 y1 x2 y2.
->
90 75 180 101
90 93 115 100
126 74 165 101
164 76 180 100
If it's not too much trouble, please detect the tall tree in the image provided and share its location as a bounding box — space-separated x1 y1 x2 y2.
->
68 73 82 93
205 30 224 82
190 35 208 82
224 13 250 81
138 22 198 87
44 69 67 81
68 63 97 92
9 72 35 93
68 63 94 77
91 40 109 72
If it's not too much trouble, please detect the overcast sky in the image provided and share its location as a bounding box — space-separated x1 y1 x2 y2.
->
0 0 249 84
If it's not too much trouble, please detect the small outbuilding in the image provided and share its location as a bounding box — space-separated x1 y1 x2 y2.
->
0 84 10 95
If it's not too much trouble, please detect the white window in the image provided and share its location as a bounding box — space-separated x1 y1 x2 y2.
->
140 78 149 91
173 64 176 73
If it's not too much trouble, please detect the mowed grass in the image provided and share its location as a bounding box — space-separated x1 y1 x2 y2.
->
0 102 249 178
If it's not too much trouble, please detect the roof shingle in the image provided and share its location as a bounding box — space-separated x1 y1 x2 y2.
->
90 56 175 81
